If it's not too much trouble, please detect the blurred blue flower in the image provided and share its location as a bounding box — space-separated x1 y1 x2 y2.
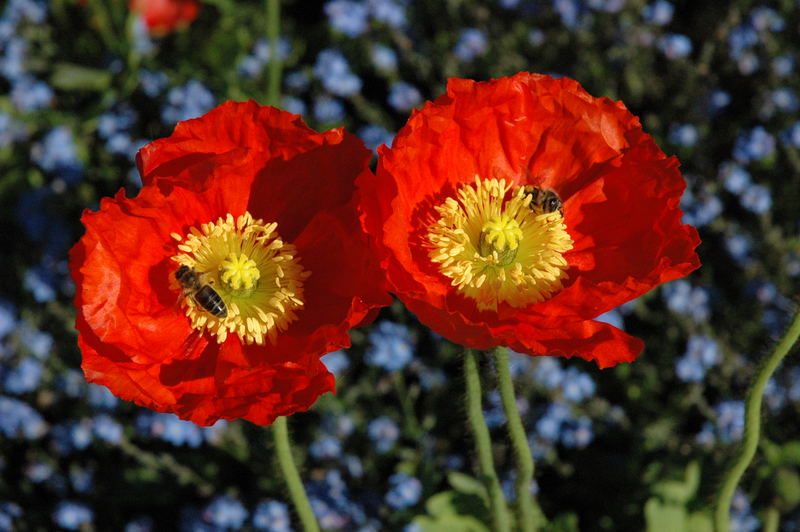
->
323 413 356 438
675 334 719 382
161 80 216 124
253 37 291 63
321 350 349 376
749 6 783 33
714 400 745 444
87 383 119 410
0 501 21 531
718 161 751 194
730 490 760 532
357 124 394 152
367 0 407 28
281 96 307 116
125 516 154 532
0 396 46 439
771 55 794 77
658 33 692 59
69 467 94 493
417 366 446 390
370 44 398 71
313 96 346 123
139 69 167 97
203 495 248 530
310 436 343 460
52 419 93 454
453 28 488 62
92 414 123 444
0 300 16 339
586 0 624 13
484 390 506 428
739 183 771 214
561 367 596 402
0 111 27 148
668 123 699 147
314 49 362 96
284 71 309 92
2 357 43 394
680 188 722 227
736 52 760 75
724 228 753 267
0 37 27 81
535 402 572 443
366 321 414 371
642 0 673 26
533 357 564 390
137 412 204 448
662 280 710 322
98 106 137 140
4 0 48 25
56 369 86 398
763 378 786 412
385 473 422 509
31 126 83 181
252 500 293 532
388 81 422 111
733 126 775 164
343 454 364 478
52 501 93 531
788 367 800 402
308 470 366 529
727 25 758 60
561 416 593 448
23 263 59 302
780 122 800 148
325 0 369 37
527 28 545 46
10 76 52 112
552 0 584 28
707 89 731 114
507 350 533 378
25 461 53 483
368 415 400 453
131 16 155 55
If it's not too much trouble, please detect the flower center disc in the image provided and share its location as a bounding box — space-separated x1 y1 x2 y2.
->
170 212 310 345
426 177 574 311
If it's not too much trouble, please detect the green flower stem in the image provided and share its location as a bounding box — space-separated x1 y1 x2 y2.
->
464 349 512 532
273 416 320 532
714 308 800 532
265 0 282 107
495 347 545 532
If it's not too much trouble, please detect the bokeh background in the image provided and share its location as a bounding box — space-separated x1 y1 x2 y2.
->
1 0 799 530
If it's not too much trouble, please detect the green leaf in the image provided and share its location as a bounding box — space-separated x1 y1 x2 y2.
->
50 63 112 91
780 442 800 466
687 511 714 532
448 472 488 499
412 515 490 532
645 498 687 532
541 513 580 532
775 468 800 509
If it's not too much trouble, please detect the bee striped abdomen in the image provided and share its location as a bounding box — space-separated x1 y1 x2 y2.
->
193 285 228 318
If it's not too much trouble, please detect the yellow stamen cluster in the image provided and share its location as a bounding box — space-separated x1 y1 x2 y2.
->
426 176 574 311
170 212 310 345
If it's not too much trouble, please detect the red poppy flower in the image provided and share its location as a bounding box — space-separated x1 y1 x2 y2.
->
70 101 391 425
128 0 199 36
360 72 701 368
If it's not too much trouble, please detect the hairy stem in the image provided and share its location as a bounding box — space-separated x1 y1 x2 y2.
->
273 417 320 532
495 347 544 531
464 349 512 532
714 309 800 531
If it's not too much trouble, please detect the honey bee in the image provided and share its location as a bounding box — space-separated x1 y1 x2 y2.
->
523 186 563 215
174 265 228 319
